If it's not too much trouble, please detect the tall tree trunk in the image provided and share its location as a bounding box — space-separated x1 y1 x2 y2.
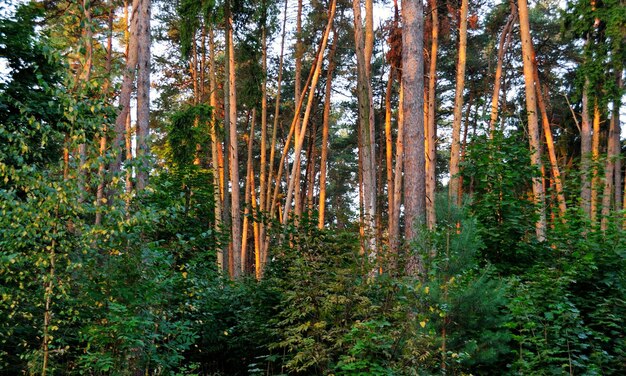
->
136 0 151 190
425 0 438 229
448 0 469 207
225 0 241 278
318 28 337 229
580 50 592 217
614 72 623 212
402 0 426 273
352 0 377 259
262 0 289 273
111 0 140 175
208 27 224 271
530 46 567 218
390 83 404 257
518 0 547 241
283 0 337 222
489 3 516 137
258 4 268 272
384 67 395 235
293 0 304 219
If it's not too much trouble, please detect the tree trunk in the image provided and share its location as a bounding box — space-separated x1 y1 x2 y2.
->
489 3 516 137
384 67 395 235
425 0 438 229
518 0 547 241
530 46 567 218
390 83 404 257
242 110 256 274
590 101 601 224
402 0 426 273
448 0 469 207
352 0 377 260
601 74 621 230
283 0 337 222
111 0 140 175
581 76 592 216
225 0 241 278
318 28 338 229
136 0 151 190
208 27 224 271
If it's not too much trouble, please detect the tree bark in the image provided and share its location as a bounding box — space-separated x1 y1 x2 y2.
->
489 3 516 137
136 0 151 190
110 0 140 175
318 28 338 229
425 0 438 229
402 0 426 273
225 0 241 278
590 101 601 224
518 0 547 241
448 0 469 207
530 46 567 218
352 0 377 259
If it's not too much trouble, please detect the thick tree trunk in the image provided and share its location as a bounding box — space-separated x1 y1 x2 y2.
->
518 0 547 241
136 0 151 190
425 0 438 229
402 0 426 273
293 0 304 219
448 0 469 207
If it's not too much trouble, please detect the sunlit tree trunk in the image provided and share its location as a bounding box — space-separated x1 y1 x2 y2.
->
283 0 337 222
425 0 438 229
402 0 426 272
390 83 404 256
136 0 151 190
318 28 337 229
518 0 546 241
590 101 601 224
225 0 241 277
208 27 224 271
448 0 468 207
531 46 566 218
258 5 268 270
242 110 256 273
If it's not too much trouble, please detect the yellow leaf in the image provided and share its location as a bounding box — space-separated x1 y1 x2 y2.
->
424 286 430 294
420 321 426 328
